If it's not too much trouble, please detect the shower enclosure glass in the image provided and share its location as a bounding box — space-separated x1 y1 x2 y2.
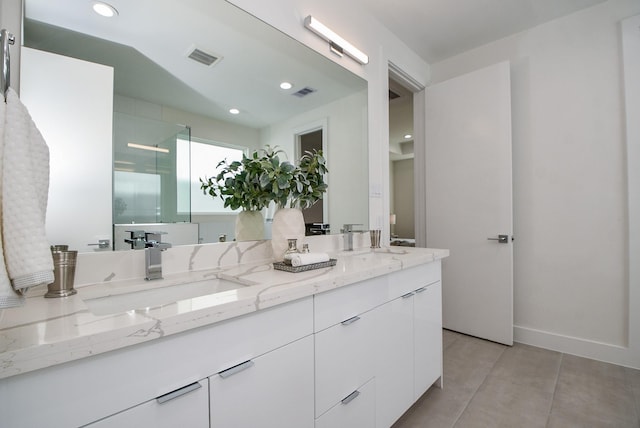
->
113 112 191 224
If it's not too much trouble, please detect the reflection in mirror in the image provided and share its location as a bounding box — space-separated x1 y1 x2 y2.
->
23 0 368 252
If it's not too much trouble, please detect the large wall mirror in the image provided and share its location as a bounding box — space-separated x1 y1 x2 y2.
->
22 0 368 252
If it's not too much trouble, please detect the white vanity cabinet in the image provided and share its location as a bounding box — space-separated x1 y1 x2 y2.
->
414 280 443 398
374 293 416 428
376 263 443 427
85 379 210 428
209 335 314 428
313 276 387 422
1 257 444 428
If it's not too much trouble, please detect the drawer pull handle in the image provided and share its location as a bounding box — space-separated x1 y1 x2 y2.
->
341 390 360 405
341 315 361 326
402 292 415 299
219 360 255 379
415 287 427 293
156 381 201 404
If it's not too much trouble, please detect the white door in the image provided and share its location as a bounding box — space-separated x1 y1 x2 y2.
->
425 61 513 345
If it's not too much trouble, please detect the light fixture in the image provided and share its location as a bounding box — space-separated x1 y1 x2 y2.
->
404 134 413 139
280 82 293 90
229 108 240 115
92 1 118 18
304 16 369 65
127 143 169 154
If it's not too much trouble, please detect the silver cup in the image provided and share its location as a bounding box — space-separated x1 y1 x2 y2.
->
370 230 381 249
45 250 78 298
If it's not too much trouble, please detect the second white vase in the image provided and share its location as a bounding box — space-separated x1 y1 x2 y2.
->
271 208 305 260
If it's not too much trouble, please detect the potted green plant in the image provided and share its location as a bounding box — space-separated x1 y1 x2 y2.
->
200 146 328 252
269 149 328 258
200 148 278 241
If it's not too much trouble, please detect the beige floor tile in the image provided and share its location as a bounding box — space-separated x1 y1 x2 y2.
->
454 375 553 428
443 329 463 350
394 332 639 428
488 343 561 393
547 406 639 428
625 366 640 419
443 334 506 393
392 385 469 428
551 354 638 426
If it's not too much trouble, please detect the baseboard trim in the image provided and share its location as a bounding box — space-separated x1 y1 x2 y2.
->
514 325 640 369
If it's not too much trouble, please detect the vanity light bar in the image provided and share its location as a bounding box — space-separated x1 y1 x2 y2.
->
127 143 169 154
304 16 369 65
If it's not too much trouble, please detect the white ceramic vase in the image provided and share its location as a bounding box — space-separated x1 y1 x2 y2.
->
271 208 305 260
235 210 265 241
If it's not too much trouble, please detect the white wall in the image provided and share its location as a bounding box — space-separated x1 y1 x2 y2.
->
430 0 640 367
260 90 368 231
21 48 114 253
114 95 261 151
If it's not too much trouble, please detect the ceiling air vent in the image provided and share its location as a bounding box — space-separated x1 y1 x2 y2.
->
187 47 221 66
292 87 317 98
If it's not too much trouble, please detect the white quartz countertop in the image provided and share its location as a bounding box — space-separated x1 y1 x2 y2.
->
0 246 448 380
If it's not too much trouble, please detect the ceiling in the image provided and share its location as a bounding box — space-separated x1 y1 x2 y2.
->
353 0 607 63
23 0 366 129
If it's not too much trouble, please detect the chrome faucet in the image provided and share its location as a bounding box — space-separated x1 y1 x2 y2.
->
125 230 172 280
341 224 363 251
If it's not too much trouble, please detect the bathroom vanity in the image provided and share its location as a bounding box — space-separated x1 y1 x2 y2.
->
0 244 447 428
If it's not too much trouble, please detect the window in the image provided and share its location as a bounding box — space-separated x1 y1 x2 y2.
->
177 138 245 214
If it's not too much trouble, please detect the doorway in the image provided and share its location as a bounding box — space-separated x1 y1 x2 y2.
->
296 125 329 235
388 77 416 246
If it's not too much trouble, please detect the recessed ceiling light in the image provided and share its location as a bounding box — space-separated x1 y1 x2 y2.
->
127 143 169 153
92 2 118 18
280 82 293 90
229 108 240 115
404 134 413 139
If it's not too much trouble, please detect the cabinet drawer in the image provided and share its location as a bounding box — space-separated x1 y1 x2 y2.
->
210 335 314 428
85 379 209 428
315 378 375 428
314 275 387 332
315 308 376 417
388 260 441 299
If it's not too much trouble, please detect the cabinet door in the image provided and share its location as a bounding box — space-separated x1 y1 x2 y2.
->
315 378 375 428
414 281 443 398
85 379 209 428
210 335 314 428
315 308 377 417
375 295 415 428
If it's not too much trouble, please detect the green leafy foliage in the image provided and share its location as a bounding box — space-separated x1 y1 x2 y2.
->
199 146 328 211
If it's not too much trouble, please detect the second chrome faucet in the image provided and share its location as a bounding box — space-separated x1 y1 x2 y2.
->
125 230 172 280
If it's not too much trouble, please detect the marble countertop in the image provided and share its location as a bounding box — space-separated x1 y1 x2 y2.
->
0 246 448 380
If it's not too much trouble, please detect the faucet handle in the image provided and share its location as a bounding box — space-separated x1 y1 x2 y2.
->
144 231 166 242
341 224 363 233
124 230 147 249
144 231 171 250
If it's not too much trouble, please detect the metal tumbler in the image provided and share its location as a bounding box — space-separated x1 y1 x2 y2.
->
45 250 78 298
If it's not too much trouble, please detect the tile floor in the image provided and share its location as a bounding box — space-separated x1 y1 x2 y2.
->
393 329 640 428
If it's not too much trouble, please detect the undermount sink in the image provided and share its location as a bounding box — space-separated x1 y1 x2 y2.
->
82 277 250 316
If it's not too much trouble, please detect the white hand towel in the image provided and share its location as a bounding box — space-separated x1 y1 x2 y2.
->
0 97 24 308
290 252 330 267
1 88 54 298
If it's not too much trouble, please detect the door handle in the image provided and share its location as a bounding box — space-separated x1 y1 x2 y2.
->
487 234 509 243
